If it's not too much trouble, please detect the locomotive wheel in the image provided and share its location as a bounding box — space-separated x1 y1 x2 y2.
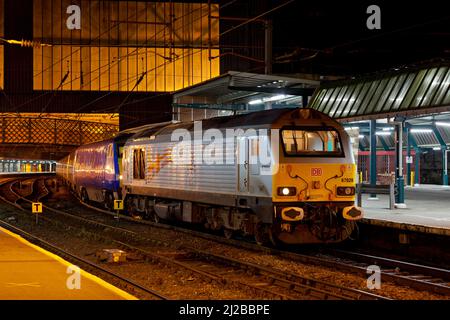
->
149 210 160 223
105 193 114 211
268 226 282 247
81 188 89 203
223 228 234 239
254 223 270 246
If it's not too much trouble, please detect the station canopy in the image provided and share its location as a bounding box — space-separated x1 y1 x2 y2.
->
173 71 319 111
309 62 450 121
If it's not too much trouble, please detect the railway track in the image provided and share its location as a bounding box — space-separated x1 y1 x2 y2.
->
317 249 450 295
2 176 387 300
0 219 168 300
2 175 449 298
66 185 450 297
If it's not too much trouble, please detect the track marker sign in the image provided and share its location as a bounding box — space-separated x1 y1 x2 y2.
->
114 200 124 210
32 202 43 213
32 202 43 225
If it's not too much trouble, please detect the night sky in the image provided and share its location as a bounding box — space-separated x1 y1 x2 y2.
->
267 0 450 76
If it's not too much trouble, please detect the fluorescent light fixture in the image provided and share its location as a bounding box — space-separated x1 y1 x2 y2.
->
382 127 394 131
248 94 290 105
433 147 441 150
376 131 391 136
248 99 263 105
410 129 433 133
436 122 450 127
344 127 359 131
358 135 365 138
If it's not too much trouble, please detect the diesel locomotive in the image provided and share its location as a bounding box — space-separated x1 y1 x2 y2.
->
57 108 363 245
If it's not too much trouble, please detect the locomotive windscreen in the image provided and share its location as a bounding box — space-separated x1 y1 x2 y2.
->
281 127 344 157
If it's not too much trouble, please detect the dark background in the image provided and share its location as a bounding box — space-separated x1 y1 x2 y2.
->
1 0 449 129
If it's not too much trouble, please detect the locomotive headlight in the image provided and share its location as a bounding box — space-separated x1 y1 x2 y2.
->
337 186 355 196
278 187 296 196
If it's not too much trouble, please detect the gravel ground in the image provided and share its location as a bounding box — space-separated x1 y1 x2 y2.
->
0 203 274 300
1 179 449 300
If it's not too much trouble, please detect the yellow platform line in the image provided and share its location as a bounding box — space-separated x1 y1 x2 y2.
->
0 226 138 300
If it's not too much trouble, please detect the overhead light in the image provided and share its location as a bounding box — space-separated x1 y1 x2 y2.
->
433 147 441 150
376 131 391 136
436 122 450 127
358 135 365 138
344 127 359 131
382 127 394 131
248 94 290 105
249 99 263 105
410 129 433 133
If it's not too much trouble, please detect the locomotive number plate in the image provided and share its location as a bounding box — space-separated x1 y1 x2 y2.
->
311 168 323 176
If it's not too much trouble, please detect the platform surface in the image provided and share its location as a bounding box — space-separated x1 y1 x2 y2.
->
0 227 136 300
361 185 450 236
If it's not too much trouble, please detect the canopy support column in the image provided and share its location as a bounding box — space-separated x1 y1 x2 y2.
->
369 119 378 199
395 121 406 208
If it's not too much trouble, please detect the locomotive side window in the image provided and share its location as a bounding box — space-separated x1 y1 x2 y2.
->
282 128 343 156
133 148 146 179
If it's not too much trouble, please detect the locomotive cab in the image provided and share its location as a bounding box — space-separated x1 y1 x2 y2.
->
270 109 363 244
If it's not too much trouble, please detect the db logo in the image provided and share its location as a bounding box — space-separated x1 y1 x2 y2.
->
311 168 323 176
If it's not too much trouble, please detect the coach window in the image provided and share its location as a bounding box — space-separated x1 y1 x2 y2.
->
133 148 146 180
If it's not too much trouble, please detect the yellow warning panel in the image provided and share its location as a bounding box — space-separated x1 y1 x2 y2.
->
32 202 43 213
113 200 123 211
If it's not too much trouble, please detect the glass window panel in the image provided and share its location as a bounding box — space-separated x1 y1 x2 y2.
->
390 73 416 111
323 87 343 115
373 76 398 113
346 83 364 117
359 80 380 113
431 68 450 105
443 86 450 105
329 86 349 118
310 89 326 110
337 84 357 118
421 67 448 107
412 68 438 108
382 74 407 111
351 82 372 116
32 1 219 92
318 88 336 113
282 129 343 156
361 79 389 113
400 69 428 109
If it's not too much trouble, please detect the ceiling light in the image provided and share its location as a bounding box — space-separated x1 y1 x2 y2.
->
358 135 365 138
433 147 441 150
410 129 433 133
248 99 263 105
436 122 450 127
376 131 391 136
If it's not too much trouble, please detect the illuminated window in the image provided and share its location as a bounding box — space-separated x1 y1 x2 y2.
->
33 0 220 92
133 148 146 179
282 129 343 156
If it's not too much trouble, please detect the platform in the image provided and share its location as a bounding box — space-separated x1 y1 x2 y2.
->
360 185 450 236
0 227 136 300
